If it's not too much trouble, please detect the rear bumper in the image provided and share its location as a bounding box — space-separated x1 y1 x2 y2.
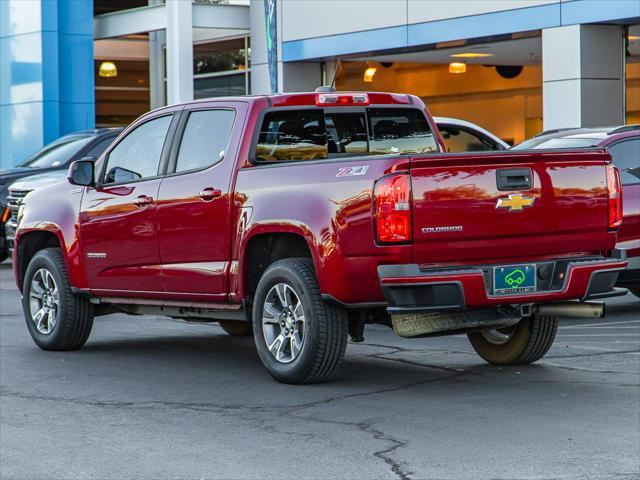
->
378 250 628 314
616 254 640 287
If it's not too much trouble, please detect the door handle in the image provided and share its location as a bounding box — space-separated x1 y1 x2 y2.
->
199 187 222 201
496 168 533 191
133 195 154 207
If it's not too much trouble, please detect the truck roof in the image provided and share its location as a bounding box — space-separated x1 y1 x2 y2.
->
166 91 420 110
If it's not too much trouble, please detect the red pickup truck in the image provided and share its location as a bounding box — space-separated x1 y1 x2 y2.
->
13 91 628 384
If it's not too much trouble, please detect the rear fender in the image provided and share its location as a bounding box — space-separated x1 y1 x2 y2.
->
231 204 327 302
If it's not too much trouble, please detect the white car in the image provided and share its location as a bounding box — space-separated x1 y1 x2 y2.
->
434 117 510 152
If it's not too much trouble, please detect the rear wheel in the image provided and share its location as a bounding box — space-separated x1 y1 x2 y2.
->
218 320 253 337
467 314 558 365
252 258 348 384
22 248 94 351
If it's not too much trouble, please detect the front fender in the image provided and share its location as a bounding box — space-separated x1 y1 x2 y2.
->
13 182 86 291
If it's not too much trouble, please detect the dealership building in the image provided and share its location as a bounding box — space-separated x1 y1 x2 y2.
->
1 0 639 169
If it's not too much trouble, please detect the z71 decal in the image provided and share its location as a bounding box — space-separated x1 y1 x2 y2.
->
336 165 369 177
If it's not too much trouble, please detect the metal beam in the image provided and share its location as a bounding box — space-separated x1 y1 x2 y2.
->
94 5 166 39
192 3 249 30
94 3 249 40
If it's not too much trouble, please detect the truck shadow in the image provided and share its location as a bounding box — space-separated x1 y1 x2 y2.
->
75 330 593 398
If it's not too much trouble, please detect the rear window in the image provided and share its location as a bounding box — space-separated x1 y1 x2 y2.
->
255 108 438 162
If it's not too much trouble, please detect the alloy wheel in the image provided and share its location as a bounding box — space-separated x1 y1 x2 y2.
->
29 268 59 335
261 283 305 364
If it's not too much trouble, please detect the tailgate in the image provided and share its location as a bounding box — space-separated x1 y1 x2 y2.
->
410 149 611 266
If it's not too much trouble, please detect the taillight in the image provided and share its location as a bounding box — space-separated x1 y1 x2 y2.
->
606 164 623 230
374 174 412 243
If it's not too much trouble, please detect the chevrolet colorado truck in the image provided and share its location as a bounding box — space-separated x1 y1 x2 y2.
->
13 91 628 384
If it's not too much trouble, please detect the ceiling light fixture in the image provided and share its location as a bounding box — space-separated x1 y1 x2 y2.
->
363 67 377 83
448 62 467 74
98 61 118 77
451 52 494 58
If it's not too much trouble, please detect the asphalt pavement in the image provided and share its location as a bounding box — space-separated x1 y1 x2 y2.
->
1 261 638 480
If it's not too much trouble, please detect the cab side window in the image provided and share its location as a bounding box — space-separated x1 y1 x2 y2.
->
609 139 640 186
102 115 172 184
175 109 236 173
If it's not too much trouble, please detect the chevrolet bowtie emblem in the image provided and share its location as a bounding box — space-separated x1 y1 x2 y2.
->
496 193 535 212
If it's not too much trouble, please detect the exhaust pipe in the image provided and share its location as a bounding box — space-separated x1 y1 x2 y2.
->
534 301 605 319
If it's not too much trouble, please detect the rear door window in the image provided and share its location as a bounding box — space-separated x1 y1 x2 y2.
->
255 107 437 162
175 109 236 172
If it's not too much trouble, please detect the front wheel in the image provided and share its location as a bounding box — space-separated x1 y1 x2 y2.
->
252 258 348 384
467 314 558 365
22 248 94 351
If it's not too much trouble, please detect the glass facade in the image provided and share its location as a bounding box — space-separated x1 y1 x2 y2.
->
0 0 94 170
193 37 250 99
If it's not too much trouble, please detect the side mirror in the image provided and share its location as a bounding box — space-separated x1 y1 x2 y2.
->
68 159 95 187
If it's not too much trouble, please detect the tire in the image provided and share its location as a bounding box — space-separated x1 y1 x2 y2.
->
629 287 640 300
252 258 348 384
467 314 558 365
218 320 253 337
22 248 94 351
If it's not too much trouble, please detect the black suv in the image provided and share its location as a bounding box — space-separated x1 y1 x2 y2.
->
0 129 122 261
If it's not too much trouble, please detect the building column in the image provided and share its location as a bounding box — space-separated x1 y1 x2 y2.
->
148 0 165 109
542 25 624 130
165 0 193 103
250 0 273 94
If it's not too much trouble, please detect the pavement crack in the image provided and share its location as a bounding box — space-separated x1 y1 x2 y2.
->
0 389 266 415
367 353 467 374
546 349 640 360
275 372 464 480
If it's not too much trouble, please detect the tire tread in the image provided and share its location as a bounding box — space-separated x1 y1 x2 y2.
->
24 248 93 351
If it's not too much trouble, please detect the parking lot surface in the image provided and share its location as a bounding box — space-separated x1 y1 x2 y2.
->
1 261 639 480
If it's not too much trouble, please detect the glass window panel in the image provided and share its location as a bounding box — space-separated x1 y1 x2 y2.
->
439 126 496 152
256 110 328 162
84 136 116 160
20 135 94 168
609 139 640 186
194 73 247 98
175 110 236 172
193 38 248 75
324 112 368 155
103 115 172 184
368 108 438 155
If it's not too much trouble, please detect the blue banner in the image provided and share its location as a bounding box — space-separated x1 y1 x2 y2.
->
264 0 278 93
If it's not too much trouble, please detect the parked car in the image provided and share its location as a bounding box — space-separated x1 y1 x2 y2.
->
434 117 510 152
1 129 122 259
513 126 640 298
13 91 627 384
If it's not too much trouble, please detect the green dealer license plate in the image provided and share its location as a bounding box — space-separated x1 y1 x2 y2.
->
493 264 536 295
